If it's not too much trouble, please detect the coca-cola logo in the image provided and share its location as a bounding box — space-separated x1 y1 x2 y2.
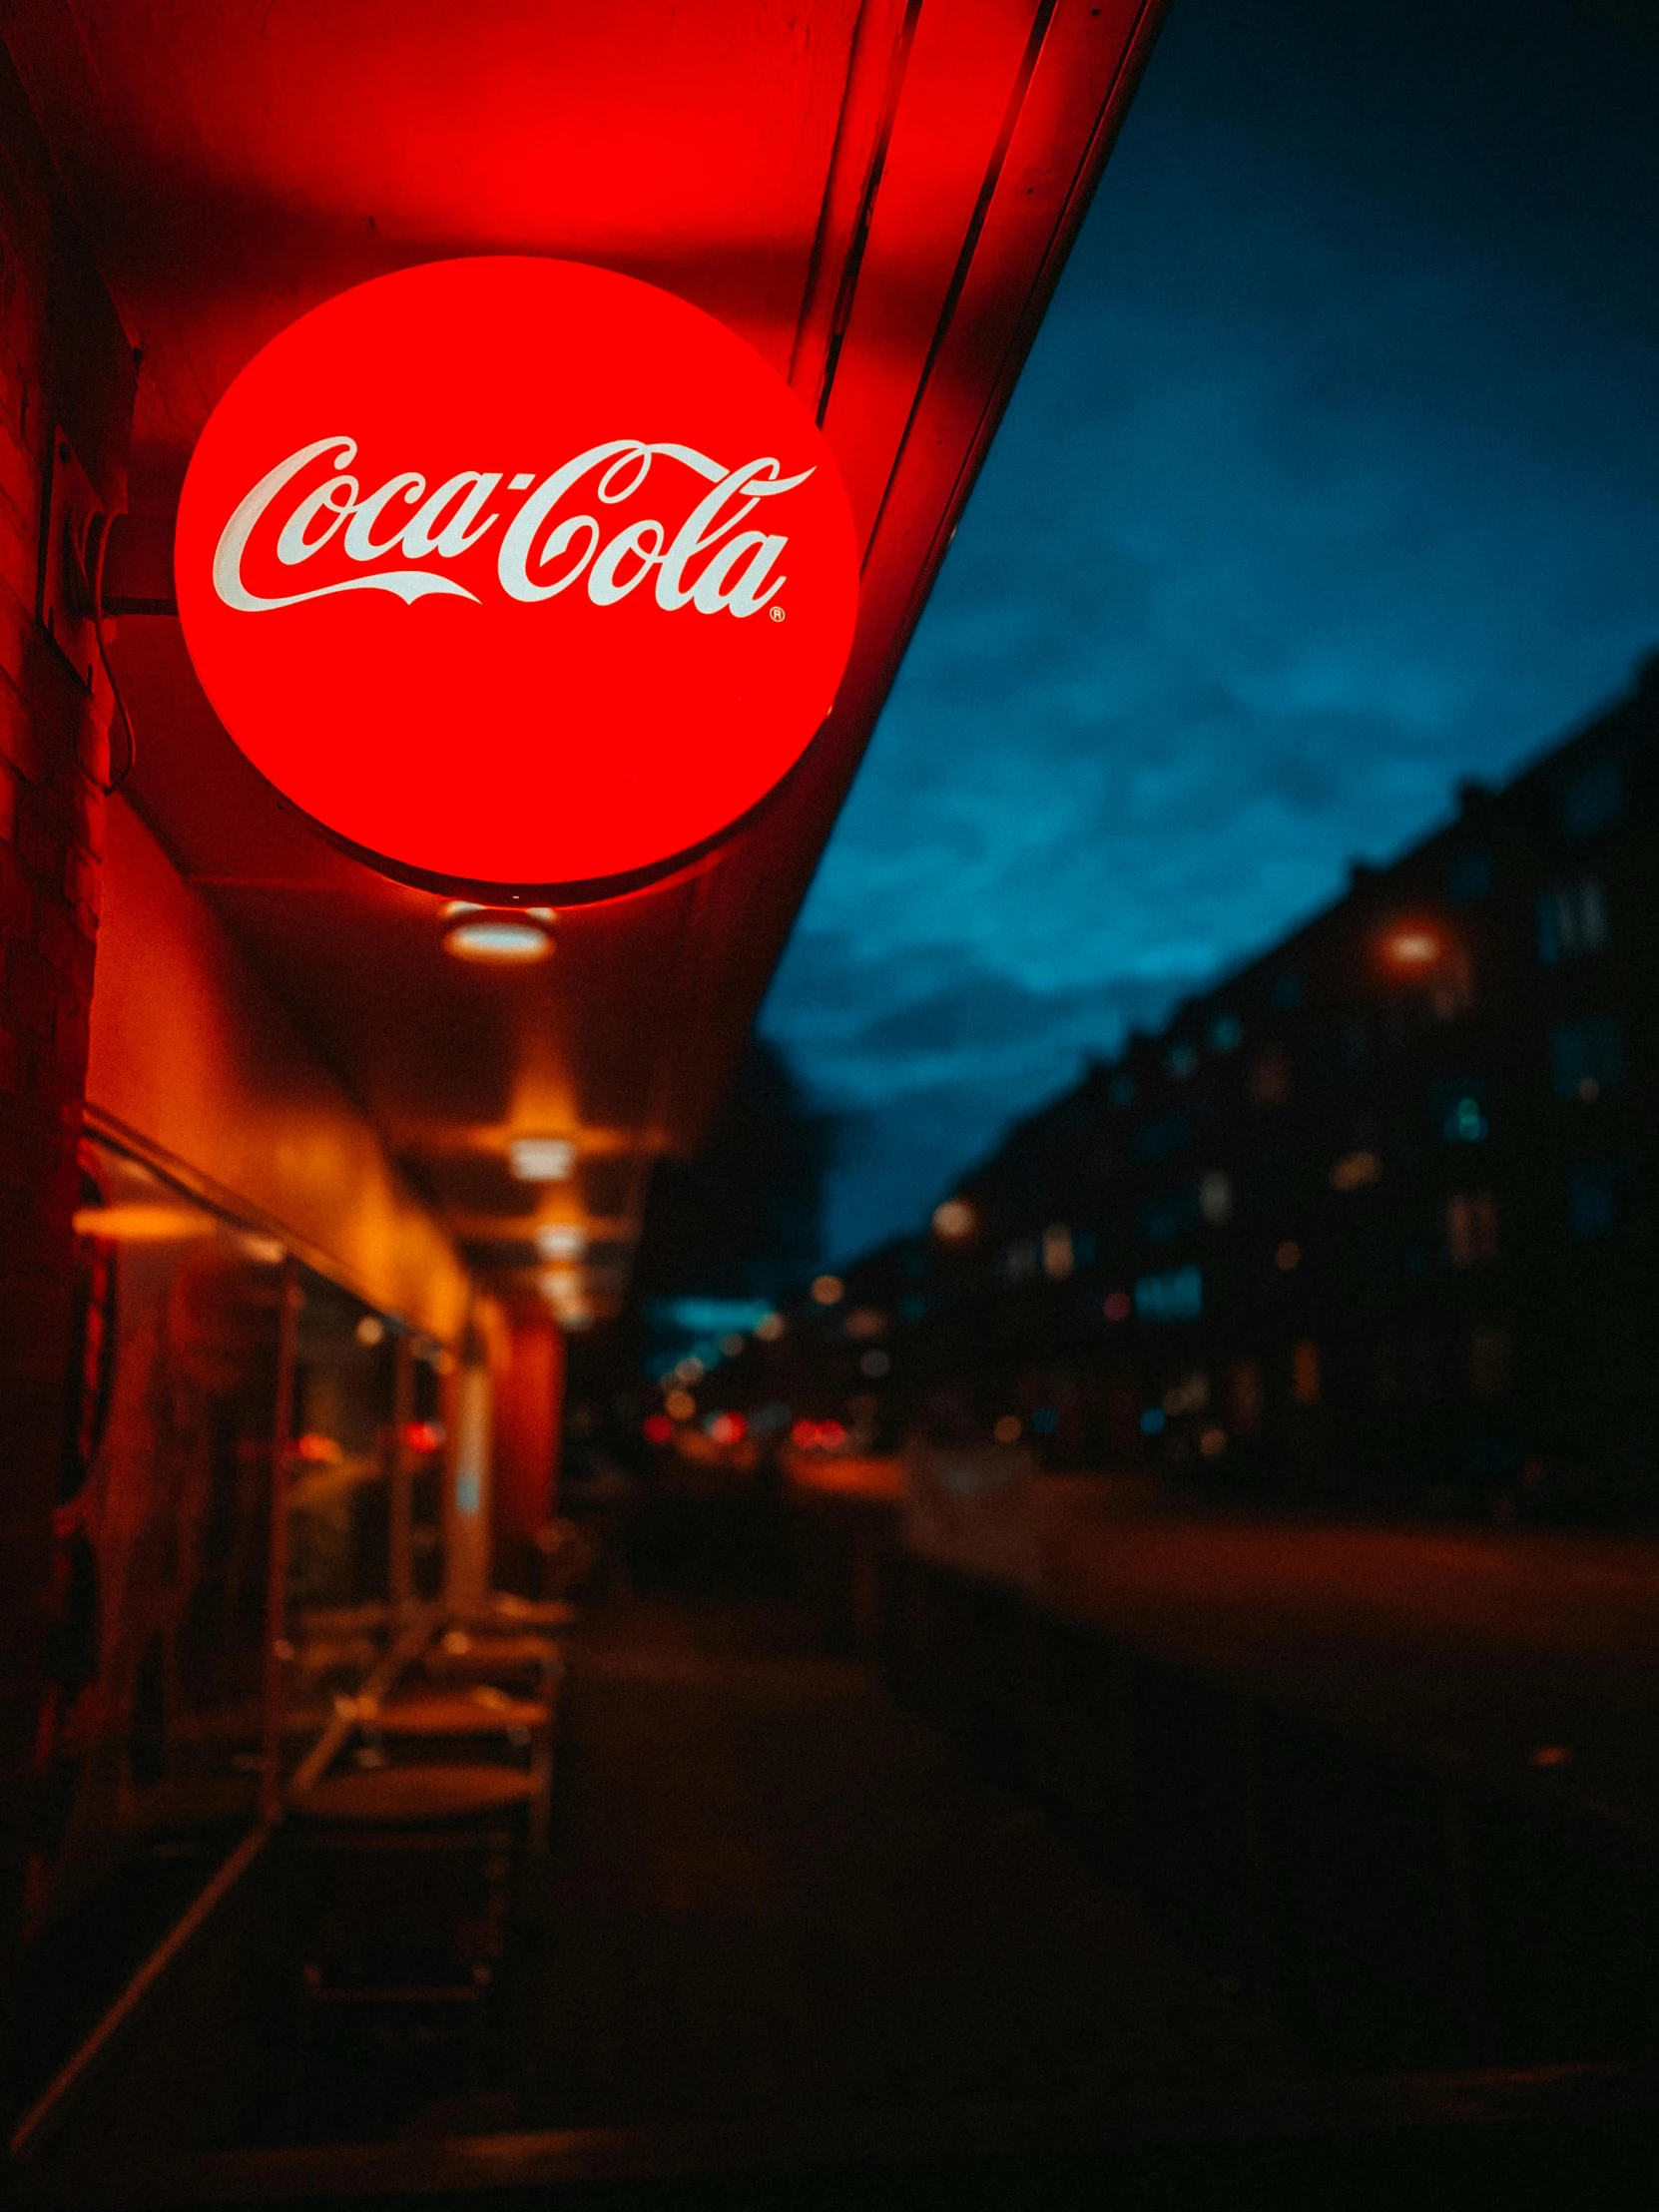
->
175 260 858 897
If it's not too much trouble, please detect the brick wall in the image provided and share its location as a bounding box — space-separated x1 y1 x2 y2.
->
0 41 133 2111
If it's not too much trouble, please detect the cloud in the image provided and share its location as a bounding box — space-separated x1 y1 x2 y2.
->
764 0 1659 1265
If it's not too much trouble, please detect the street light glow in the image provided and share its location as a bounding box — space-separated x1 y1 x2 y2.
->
1380 924 1442 970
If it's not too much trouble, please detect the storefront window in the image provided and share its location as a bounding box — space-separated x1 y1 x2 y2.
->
19 1137 433 2104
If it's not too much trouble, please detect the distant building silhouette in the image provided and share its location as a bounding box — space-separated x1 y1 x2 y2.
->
753 655 1659 1524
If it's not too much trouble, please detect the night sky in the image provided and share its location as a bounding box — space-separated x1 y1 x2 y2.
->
761 0 1659 1264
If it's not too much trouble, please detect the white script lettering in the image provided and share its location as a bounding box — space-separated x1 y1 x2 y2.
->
212 436 814 619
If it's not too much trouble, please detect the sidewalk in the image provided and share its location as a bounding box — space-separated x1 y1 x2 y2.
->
512 1590 1286 2129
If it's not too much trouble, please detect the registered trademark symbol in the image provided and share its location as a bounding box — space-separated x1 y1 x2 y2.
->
769 604 786 622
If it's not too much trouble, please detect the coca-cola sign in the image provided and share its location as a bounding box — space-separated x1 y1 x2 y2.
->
175 259 858 898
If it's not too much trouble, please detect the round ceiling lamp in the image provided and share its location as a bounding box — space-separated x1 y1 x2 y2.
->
442 914 553 963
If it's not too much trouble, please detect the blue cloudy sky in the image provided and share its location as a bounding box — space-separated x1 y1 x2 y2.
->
761 0 1659 1263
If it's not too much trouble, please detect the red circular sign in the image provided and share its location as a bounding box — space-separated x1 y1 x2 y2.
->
175 259 859 898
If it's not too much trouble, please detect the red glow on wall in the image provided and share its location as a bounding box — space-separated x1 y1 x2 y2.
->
175 258 859 899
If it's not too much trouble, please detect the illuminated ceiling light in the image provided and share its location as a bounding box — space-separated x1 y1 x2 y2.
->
932 1197 976 1241
354 1315 386 1347
509 1136 575 1182
444 915 553 964
810 1274 844 1306
755 1312 786 1342
540 1267 581 1302
535 1223 587 1261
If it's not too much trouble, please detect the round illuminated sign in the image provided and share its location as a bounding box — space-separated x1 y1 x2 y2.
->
175 259 858 898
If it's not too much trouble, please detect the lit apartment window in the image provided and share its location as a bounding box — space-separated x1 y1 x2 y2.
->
1432 1079 1488 1143
1162 1371 1209 1416
1134 1264 1203 1323
1566 1161 1618 1240
1446 1192 1498 1267
1550 1016 1625 1103
1536 878 1609 966
1290 1340 1321 1405
1041 1224 1074 1280
1469 1324 1511 1397
1563 758 1622 835
1198 1170 1234 1224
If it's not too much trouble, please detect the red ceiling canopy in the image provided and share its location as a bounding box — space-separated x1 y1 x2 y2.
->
6 0 1167 1306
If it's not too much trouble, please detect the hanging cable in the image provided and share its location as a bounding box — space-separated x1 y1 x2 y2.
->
76 511 138 792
